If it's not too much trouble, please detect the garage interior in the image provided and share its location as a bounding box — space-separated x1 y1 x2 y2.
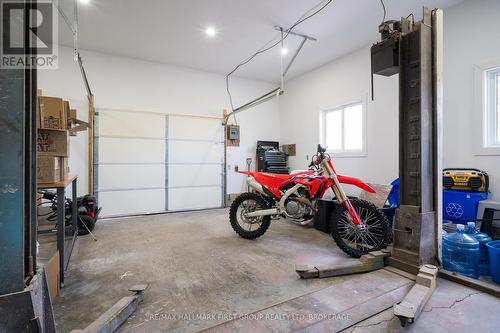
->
1 0 500 332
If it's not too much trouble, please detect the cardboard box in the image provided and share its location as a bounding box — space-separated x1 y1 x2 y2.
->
39 96 67 130
60 157 69 180
37 156 61 183
37 129 69 157
281 144 296 156
37 156 69 183
63 100 70 126
44 251 60 302
68 108 77 128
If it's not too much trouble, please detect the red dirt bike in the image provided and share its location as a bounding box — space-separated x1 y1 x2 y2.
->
229 145 390 258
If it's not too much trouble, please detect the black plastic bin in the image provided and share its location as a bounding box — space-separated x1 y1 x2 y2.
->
314 200 337 233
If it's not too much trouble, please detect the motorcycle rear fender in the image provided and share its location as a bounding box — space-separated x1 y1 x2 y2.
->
238 171 282 199
337 174 376 193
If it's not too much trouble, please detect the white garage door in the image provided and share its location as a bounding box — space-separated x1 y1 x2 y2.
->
96 109 223 217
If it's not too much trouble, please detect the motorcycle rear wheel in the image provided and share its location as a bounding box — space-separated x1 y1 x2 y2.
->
330 199 390 258
229 192 271 239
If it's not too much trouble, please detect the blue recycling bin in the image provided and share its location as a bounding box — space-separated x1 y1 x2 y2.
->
443 189 488 224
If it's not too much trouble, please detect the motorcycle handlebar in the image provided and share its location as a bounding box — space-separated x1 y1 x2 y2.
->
308 145 329 169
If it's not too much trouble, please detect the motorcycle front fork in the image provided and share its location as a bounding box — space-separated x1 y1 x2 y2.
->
328 174 362 226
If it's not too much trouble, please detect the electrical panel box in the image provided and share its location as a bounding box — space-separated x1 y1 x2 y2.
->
226 124 240 147
228 125 240 140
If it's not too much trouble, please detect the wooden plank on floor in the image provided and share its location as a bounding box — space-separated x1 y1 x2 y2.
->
308 283 412 332
439 269 500 298
383 266 417 281
199 269 412 333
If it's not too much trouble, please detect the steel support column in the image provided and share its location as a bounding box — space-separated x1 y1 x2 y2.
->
388 8 443 273
0 0 37 294
0 62 27 294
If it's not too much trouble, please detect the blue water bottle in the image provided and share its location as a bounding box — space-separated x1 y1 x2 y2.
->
466 222 492 276
442 224 480 279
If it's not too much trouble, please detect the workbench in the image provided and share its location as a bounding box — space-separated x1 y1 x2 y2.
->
38 174 78 287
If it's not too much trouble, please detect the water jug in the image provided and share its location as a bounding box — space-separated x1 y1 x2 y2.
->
466 222 492 276
442 224 479 278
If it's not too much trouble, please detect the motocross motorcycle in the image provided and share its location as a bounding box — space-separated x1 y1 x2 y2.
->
229 145 390 258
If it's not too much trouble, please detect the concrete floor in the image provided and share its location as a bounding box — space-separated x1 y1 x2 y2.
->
53 209 500 332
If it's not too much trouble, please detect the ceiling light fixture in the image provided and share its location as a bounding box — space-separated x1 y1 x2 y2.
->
79 0 91 4
205 26 217 38
281 47 289 56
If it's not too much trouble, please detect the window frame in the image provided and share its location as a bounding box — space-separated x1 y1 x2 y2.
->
485 67 500 147
319 99 367 158
475 62 500 155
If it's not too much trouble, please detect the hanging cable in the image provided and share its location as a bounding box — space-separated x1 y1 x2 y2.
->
225 0 334 112
280 27 285 91
379 0 386 25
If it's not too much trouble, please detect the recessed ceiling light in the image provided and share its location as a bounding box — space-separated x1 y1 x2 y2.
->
79 0 91 4
205 26 217 38
281 47 289 56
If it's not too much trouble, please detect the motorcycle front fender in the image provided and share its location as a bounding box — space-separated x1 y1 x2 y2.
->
337 174 376 193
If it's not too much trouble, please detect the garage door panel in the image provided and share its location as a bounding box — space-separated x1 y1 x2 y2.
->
168 164 221 188
99 189 165 217
97 109 223 217
99 138 165 164
169 116 221 141
168 187 221 211
99 164 165 190
99 110 166 138
168 140 221 164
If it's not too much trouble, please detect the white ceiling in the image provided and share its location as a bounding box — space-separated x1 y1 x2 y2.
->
58 0 464 83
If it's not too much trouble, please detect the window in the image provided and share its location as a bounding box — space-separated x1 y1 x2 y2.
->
320 102 365 155
484 66 500 148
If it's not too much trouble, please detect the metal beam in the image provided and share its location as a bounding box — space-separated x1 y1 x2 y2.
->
225 87 283 124
432 8 444 263
283 37 307 77
274 25 317 41
78 53 93 98
70 285 148 333
0 66 26 294
0 0 37 294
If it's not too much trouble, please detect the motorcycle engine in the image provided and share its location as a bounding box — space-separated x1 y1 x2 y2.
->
284 197 314 221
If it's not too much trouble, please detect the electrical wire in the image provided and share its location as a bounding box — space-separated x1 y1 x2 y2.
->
379 0 386 25
406 13 415 23
225 0 334 113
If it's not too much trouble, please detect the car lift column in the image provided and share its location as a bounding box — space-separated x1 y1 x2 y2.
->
386 8 443 274
0 0 37 295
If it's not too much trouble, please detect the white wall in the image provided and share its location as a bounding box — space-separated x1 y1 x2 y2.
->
279 47 399 194
279 0 500 199
442 0 500 199
38 46 280 197
39 0 500 203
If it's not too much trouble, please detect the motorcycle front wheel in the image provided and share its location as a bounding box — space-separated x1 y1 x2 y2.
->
229 192 271 239
330 199 390 258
